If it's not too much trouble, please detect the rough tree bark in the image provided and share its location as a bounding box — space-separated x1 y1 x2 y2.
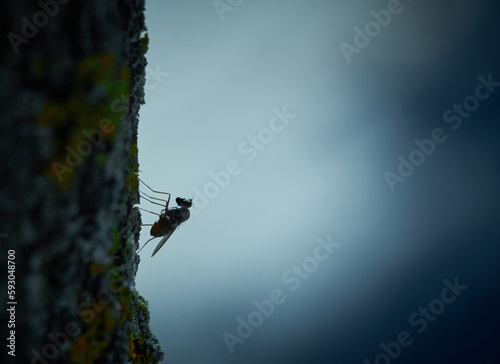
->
0 1 163 363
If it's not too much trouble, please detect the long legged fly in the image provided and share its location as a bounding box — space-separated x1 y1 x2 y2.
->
137 178 192 256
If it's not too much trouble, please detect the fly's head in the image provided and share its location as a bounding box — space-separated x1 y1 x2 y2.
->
176 197 193 208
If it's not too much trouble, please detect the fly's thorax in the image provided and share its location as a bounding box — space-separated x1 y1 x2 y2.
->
180 207 190 222
167 207 190 224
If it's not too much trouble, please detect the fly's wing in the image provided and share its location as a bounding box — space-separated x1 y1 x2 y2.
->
151 227 177 257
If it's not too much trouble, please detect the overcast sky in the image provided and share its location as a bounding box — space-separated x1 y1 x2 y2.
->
135 1 500 363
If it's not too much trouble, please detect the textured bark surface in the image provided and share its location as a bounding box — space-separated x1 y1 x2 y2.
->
0 1 163 363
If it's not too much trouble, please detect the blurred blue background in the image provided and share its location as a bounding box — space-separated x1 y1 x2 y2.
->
135 1 500 363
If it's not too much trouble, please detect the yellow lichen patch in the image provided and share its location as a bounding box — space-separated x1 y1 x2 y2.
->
127 171 139 194
97 153 107 166
129 336 137 361
129 142 138 158
120 67 131 85
77 54 117 89
137 296 149 316
104 307 118 332
37 53 132 191
140 33 149 54
118 286 135 325
44 162 71 189
89 264 107 276
70 304 117 364
70 335 109 364
37 102 69 127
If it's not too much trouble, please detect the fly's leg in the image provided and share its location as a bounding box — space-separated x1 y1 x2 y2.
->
140 192 170 209
138 207 162 216
139 178 171 210
137 236 157 254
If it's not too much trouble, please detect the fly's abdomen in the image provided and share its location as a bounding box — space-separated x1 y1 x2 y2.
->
150 217 174 237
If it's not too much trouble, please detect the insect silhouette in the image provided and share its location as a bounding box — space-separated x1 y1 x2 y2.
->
137 178 192 256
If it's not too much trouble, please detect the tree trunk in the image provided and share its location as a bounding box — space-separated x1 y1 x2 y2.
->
0 1 163 363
